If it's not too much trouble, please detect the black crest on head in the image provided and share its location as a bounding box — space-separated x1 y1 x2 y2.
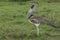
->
31 2 38 9
31 5 34 9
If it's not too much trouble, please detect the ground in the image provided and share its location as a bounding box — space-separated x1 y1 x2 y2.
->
0 2 60 40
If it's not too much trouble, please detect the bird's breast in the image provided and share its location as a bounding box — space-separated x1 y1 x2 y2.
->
28 20 33 24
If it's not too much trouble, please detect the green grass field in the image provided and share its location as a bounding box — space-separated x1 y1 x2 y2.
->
0 2 60 40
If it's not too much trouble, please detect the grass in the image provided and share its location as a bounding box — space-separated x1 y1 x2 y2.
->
0 2 60 40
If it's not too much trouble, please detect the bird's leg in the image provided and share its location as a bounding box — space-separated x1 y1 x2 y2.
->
35 24 40 36
36 26 39 36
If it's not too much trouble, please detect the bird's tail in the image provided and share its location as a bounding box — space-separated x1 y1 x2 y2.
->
43 19 57 28
47 22 57 28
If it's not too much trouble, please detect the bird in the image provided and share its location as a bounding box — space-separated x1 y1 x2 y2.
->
27 2 57 36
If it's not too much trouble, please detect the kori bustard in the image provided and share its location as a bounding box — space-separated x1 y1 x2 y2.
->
27 3 57 36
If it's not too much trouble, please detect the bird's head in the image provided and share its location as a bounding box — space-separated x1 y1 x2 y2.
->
31 2 38 9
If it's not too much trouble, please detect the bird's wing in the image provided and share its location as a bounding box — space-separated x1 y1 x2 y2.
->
30 16 57 28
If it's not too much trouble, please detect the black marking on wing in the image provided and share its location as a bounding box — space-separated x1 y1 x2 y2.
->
30 19 40 24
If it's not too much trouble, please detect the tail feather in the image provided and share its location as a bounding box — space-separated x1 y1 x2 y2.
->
44 19 57 28
47 22 57 28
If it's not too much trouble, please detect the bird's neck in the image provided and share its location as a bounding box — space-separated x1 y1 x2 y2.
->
27 9 34 19
28 14 33 19
27 4 36 19
28 9 33 14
